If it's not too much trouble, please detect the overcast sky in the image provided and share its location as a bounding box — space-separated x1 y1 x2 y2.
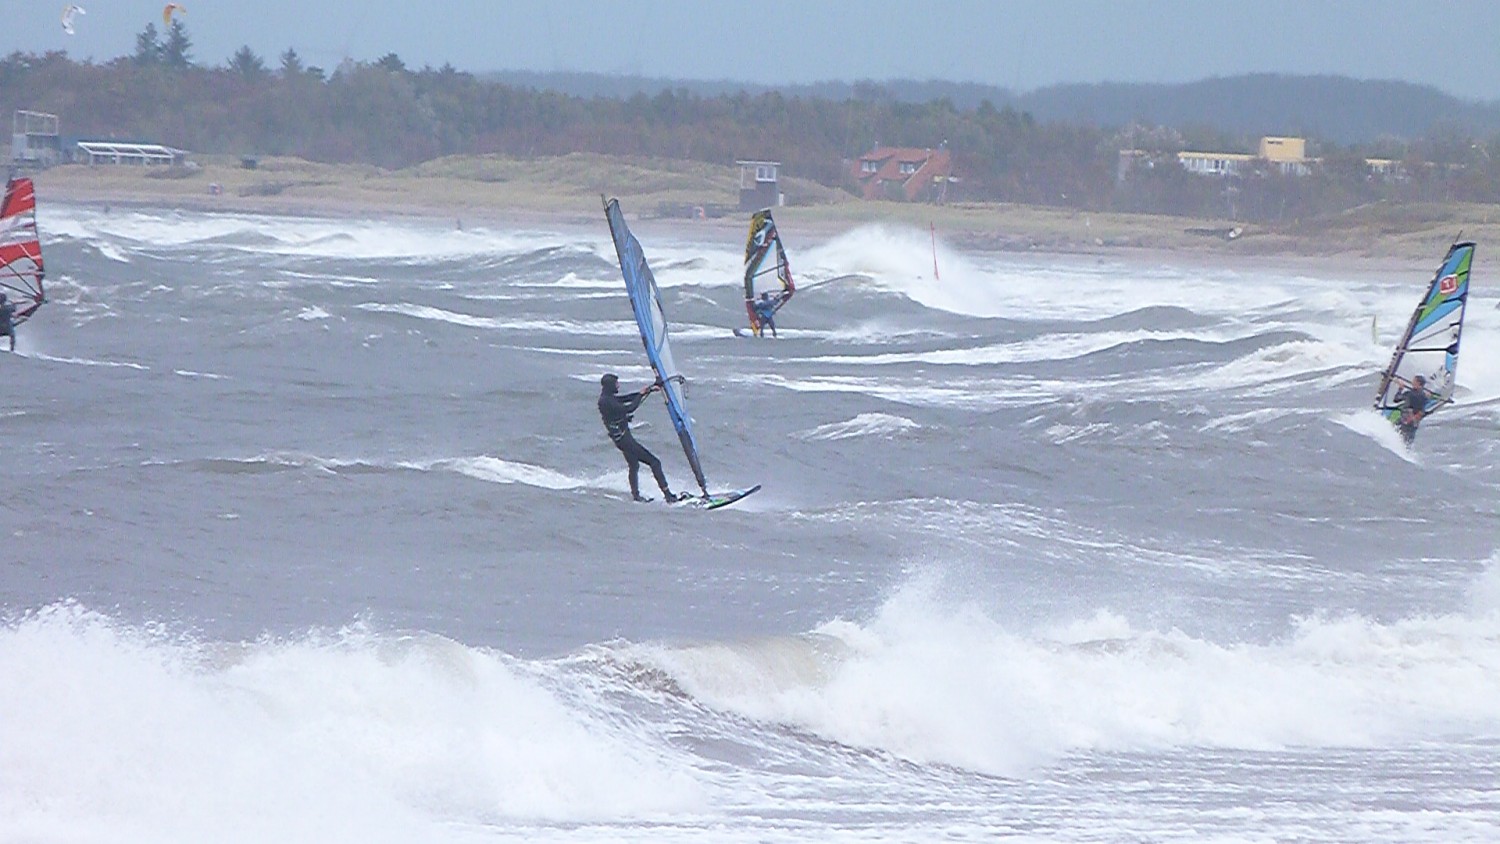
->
9 0 1499 101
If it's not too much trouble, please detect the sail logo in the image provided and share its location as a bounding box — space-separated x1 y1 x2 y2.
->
1438 273 1460 295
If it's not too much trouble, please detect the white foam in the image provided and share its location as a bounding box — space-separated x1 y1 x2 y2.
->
30 352 149 370
1200 407 1292 434
280 268 381 283
356 302 633 336
818 320 953 344
504 272 619 291
798 413 921 441
0 607 707 841
753 372 1007 410
163 453 609 494
93 240 131 263
799 225 1303 321
1007 335 1379 408
357 302 729 341
637 574 1500 777
803 327 1260 367
1333 409 1421 461
46 206 573 263
1468 553 1500 617
414 456 599 490
602 237 741 291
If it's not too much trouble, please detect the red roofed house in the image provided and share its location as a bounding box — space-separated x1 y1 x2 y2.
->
851 145 955 202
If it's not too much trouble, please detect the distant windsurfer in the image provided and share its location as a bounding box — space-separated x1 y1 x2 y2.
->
0 292 16 351
598 372 684 503
1395 374 1430 445
753 290 789 338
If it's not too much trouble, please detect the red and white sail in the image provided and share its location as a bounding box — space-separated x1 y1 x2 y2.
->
0 177 46 324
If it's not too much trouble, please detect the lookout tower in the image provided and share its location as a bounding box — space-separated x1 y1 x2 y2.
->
737 160 782 211
11 110 61 168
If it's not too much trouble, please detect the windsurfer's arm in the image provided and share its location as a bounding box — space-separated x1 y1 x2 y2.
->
603 391 648 416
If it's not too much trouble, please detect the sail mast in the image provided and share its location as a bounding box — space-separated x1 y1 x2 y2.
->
603 196 709 494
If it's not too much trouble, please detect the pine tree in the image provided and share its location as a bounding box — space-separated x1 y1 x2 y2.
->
162 20 193 68
229 46 267 81
280 48 304 77
133 23 161 66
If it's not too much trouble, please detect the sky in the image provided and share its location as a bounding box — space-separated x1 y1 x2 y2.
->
7 0 1500 102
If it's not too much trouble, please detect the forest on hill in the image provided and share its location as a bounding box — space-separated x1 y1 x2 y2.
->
5 21 1500 223
489 71 1500 145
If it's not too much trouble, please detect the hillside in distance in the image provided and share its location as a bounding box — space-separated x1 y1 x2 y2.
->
483 70 1500 144
1015 74 1500 144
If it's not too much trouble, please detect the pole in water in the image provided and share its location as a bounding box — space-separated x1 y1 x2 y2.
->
930 222 941 282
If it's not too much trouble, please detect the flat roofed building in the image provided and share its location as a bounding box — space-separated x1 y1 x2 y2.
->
75 141 188 166
1258 136 1306 162
1175 137 1311 177
1177 152 1256 177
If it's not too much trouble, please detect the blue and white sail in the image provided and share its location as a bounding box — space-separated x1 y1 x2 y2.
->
603 197 708 495
1375 241 1473 423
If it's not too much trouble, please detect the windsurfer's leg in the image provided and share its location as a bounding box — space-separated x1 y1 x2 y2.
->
625 454 643 498
615 436 644 498
640 447 670 496
619 434 670 498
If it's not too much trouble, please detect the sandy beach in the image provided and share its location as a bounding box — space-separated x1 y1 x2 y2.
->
30 152 1495 275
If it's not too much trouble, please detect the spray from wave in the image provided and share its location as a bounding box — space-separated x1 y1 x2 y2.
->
0 605 708 843
628 567 1500 777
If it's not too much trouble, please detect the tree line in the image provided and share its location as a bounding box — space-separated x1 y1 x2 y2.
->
3 22 1500 222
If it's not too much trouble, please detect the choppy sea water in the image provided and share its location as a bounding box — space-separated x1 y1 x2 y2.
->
3 205 1500 843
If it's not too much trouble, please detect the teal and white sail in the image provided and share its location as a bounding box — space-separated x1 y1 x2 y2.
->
742 208 794 335
602 197 708 495
1375 241 1473 423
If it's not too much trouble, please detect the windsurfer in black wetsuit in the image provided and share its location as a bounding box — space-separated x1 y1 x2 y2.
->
1395 374 1430 446
0 292 16 352
598 372 683 503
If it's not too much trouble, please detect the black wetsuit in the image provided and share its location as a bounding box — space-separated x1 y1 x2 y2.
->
0 299 15 351
1397 385 1430 445
598 386 671 499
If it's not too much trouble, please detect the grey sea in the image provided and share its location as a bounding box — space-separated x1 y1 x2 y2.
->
4 204 1500 843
